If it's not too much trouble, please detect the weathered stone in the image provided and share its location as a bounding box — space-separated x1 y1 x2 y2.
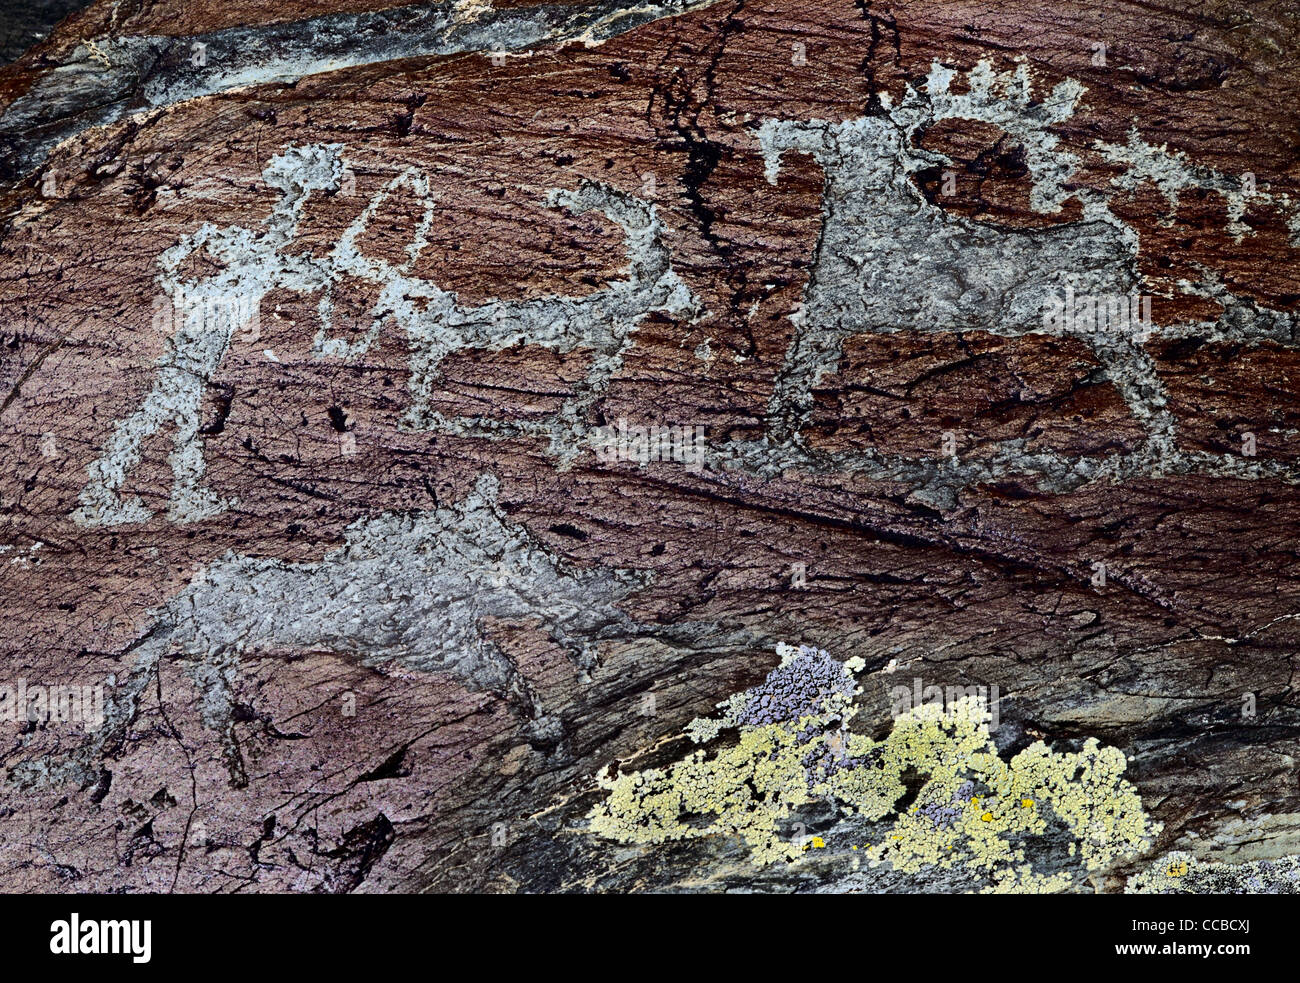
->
1 0 1299 893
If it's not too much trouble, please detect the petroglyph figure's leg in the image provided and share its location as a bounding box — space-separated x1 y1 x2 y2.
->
538 181 700 455
9 646 160 790
755 117 920 441
72 276 241 527
1082 327 1176 456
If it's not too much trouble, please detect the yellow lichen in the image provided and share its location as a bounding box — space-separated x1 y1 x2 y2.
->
587 648 1159 892
82 39 113 68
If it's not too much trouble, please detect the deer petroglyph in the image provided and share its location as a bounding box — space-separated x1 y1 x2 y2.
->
720 61 1300 499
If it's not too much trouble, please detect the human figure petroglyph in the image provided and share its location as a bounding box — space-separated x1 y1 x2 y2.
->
72 145 699 527
72 145 347 527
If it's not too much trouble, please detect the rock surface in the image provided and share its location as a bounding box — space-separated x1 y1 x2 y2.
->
1 0 1299 892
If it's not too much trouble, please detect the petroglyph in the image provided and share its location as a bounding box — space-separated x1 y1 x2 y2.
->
718 61 1300 501
310 166 699 458
72 146 698 527
71 60 1300 529
1095 129 1300 245
72 144 345 526
27 474 748 788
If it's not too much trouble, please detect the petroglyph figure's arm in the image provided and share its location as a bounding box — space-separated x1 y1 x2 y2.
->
313 166 438 359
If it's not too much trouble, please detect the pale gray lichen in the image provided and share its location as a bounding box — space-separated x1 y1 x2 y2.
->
1127 851 1300 894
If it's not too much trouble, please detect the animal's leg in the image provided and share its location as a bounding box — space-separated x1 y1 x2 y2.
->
524 182 700 457
8 636 164 789
1085 328 1178 458
181 644 247 787
764 309 848 444
400 334 455 429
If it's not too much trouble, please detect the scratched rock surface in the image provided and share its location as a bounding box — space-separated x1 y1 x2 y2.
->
0 0 1299 893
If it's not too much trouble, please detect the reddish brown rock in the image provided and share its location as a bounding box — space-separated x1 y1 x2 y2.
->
0 0 1298 892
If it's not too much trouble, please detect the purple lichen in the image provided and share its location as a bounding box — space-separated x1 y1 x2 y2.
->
738 645 855 728
918 780 975 830
801 736 873 787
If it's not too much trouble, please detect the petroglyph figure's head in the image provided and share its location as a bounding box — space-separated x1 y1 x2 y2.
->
264 143 346 199
262 143 347 238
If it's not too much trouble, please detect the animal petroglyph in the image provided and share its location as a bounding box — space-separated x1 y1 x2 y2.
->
27 474 750 788
719 61 1300 500
309 164 699 454
72 145 698 527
